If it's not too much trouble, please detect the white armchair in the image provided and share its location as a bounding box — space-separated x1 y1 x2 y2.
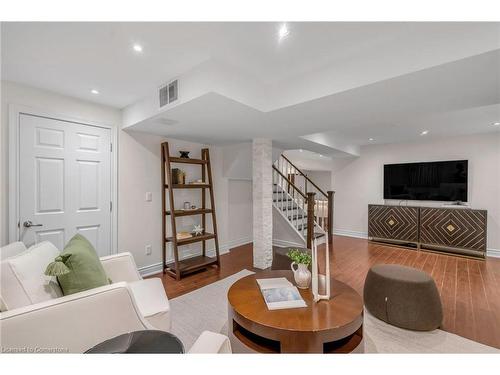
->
100 252 172 333
0 243 231 353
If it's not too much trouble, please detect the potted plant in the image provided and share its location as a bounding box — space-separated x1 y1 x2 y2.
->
287 249 312 289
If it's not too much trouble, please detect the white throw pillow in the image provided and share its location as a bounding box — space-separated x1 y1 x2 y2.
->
1 241 62 309
1 253 31 311
0 241 27 261
0 241 29 311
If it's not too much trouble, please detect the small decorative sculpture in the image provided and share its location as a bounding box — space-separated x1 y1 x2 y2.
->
179 151 190 158
311 230 331 302
192 224 204 236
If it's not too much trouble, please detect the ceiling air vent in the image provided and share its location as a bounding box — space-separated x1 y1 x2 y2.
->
159 79 178 108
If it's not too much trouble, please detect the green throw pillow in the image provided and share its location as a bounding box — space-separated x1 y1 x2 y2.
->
45 234 110 295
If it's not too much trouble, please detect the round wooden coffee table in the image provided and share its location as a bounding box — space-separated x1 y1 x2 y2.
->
227 270 363 353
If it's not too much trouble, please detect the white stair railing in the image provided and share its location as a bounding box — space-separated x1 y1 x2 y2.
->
272 166 308 240
273 154 330 233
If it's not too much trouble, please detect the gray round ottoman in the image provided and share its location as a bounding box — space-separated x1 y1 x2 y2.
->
363 264 443 331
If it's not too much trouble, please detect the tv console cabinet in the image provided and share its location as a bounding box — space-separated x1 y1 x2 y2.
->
368 204 487 259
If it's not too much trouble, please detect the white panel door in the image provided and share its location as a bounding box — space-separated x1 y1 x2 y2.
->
19 114 112 256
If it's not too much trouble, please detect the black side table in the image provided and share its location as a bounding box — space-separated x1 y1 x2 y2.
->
85 330 185 353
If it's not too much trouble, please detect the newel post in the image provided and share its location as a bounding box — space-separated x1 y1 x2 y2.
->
327 191 335 245
306 192 316 250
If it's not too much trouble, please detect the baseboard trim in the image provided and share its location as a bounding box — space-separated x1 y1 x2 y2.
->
333 229 368 239
138 237 252 277
220 236 252 252
487 248 500 258
138 262 164 278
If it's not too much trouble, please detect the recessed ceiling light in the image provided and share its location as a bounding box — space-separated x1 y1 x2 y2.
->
278 24 290 41
133 44 143 53
319 154 323 158
91 89 99 95
299 149 303 152
493 122 500 126
369 138 374 141
421 130 429 135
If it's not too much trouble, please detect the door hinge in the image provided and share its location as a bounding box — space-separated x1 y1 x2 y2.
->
110 143 113 152
110 201 112 212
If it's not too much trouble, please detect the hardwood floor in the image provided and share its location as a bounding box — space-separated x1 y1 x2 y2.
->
150 235 500 349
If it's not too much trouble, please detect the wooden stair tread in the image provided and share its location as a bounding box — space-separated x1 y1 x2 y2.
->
273 199 293 203
279 205 302 211
166 208 213 216
168 157 207 165
165 255 217 274
288 214 307 220
165 232 215 245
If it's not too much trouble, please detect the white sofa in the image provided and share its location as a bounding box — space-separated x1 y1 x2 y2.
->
0 241 231 353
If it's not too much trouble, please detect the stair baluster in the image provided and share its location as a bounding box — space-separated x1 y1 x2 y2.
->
272 154 335 248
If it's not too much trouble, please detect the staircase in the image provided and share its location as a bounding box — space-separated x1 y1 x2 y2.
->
272 154 334 249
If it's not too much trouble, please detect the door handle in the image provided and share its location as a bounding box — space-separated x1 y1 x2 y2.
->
23 220 43 228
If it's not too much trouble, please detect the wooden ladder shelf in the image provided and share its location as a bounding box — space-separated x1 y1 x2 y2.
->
161 142 221 280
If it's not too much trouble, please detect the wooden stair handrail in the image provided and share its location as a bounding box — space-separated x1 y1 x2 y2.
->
280 153 328 198
272 165 307 200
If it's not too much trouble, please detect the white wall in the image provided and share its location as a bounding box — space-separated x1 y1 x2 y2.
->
303 170 332 193
228 180 252 244
272 208 304 248
331 133 500 252
222 142 252 180
0 81 251 274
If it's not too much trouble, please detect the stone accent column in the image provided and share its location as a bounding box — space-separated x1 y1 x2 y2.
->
252 138 273 269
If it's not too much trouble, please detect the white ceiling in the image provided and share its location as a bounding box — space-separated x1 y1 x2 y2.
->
2 22 500 155
133 49 500 150
2 22 500 108
283 149 335 171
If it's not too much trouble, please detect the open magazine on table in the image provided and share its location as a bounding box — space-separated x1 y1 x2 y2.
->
256 277 307 310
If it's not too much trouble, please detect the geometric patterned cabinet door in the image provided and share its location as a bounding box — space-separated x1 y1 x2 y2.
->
420 207 487 257
368 205 419 243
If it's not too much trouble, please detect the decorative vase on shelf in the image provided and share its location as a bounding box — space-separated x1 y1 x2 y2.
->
290 262 312 289
171 168 185 184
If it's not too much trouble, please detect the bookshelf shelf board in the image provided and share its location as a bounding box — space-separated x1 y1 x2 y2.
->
168 157 208 165
165 232 216 246
165 255 217 275
165 184 212 189
166 209 213 216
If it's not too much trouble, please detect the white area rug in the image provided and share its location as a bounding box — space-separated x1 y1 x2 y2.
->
170 270 254 350
170 269 499 353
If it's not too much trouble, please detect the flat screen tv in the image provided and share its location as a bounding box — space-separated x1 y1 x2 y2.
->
384 160 468 202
